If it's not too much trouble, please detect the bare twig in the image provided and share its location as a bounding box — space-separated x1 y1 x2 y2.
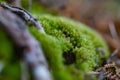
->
111 49 119 57
109 21 119 39
107 49 119 63
0 9 52 80
7 0 21 7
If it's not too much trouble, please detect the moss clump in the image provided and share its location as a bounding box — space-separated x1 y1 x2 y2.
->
29 15 109 80
0 13 109 80
0 30 13 63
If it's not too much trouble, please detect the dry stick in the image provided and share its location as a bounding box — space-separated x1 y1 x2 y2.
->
105 22 120 65
109 21 119 39
111 48 119 57
0 9 52 80
0 2 45 33
107 48 119 64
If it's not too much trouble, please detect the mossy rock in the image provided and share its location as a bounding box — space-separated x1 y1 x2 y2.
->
0 14 109 80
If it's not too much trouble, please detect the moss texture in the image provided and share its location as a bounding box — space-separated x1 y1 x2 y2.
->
0 14 109 80
29 15 109 80
0 1 109 79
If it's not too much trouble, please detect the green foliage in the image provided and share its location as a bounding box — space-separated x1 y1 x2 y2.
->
0 30 13 64
0 30 21 80
1 62 21 80
0 0 7 2
30 27 73 80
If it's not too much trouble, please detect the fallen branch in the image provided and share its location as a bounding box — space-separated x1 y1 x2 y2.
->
0 9 52 80
0 2 45 33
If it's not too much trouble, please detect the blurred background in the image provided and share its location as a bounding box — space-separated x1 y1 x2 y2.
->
44 0 120 56
18 0 120 56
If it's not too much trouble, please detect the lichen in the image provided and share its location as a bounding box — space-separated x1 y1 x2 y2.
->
29 15 109 80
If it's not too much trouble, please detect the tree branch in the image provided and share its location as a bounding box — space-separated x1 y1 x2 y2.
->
0 9 52 80
0 2 45 33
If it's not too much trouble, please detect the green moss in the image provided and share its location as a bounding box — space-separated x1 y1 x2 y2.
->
0 62 21 80
0 0 7 2
0 29 21 80
0 1 109 78
0 13 109 80
30 27 73 80
29 15 109 80
0 30 13 64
